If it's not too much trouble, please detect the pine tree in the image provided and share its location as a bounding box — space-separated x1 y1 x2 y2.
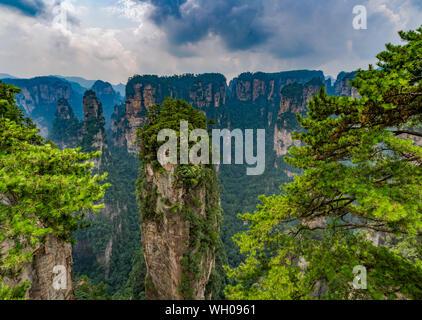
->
226 27 422 300
0 81 109 299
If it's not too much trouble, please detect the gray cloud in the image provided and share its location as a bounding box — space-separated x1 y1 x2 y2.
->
1 0 421 84
146 0 271 50
140 0 422 67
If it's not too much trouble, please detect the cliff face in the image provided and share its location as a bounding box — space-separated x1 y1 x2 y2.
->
274 78 325 157
111 74 227 153
91 80 123 126
139 164 219 300
2 77 85 137
121 82 153 153
81 90 111 168
110 104 128 150
229 70 327 102
189 77 226 108
27 235 74 300
334 71 359 98
136 99 222 300
1 234 74 300
49 98 82 149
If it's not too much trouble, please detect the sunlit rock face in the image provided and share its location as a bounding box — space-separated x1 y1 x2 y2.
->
1 233 74 300
274 78 324 157
139 163 218 300
111 74 228 154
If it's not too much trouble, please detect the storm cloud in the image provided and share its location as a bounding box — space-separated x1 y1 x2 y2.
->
140 0 422 63
0 0 47 16
146 0 271 50
0 0 421 84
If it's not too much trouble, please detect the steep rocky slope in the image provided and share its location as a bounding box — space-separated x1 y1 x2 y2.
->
2 77 85 136
49 98 82 149
136 99 222 299
1 234 74 300
139 164 220 299
81 90 111 168
21 69 357 298
91 80 123 127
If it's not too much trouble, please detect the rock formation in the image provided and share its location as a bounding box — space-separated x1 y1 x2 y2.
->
274 78 325 157
91 80 123 126
229 70 328 103
110 74 227 153
2 76 85 137
334 71 359 98
1 192 74 300
136 99 222 300
139 164 220 300
70 90 117 279
1 234 74 300
49 98 82 149
81 90 111 168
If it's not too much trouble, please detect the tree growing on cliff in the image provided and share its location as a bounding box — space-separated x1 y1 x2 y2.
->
0 81 109 299
226 27 422 299
136 98 226 299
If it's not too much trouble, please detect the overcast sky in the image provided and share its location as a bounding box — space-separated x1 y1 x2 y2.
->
0 0 421 84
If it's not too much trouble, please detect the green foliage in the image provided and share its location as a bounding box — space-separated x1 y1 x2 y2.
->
137 98 207 166
74 275 112 300
49 98 81 148
0 279 29 300
0 81 34 128
136 98 224 299
0 81 109 299
72 144 141 297
123 249 146 300
226 26 422 299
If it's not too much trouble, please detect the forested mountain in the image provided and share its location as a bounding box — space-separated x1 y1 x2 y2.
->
0 0 420 298
22 69 355 298
3 51 420 299
1 76 124 137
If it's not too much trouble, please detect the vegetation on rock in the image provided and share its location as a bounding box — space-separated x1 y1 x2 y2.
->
136 98 225 299
226 27 422 300
0 81 109 300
